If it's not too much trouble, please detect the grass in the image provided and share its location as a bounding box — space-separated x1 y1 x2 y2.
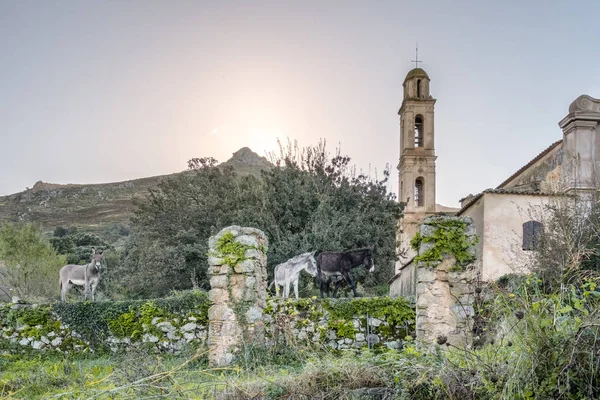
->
0 346 396 400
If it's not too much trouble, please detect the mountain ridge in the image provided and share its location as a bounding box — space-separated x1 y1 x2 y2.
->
0 148 273 234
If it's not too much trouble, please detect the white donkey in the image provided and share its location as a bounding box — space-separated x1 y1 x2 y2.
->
269 252 318 299
59 248 104 301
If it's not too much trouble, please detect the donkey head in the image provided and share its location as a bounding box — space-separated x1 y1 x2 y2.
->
91 248 104 270
364 248 375 273
306 251 318 277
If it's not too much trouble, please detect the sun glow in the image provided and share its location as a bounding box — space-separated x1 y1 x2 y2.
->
248 127 282 155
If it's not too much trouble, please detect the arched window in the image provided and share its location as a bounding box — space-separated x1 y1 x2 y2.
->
414 178 424 206
523 221 543 251
414 115 424 147
417 79 421 98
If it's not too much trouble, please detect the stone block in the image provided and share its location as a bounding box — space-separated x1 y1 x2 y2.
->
244 249 262 260
208 255 224 266
235 235 259 248
156 321 175 332
51 337 62 347
451 283 473 297
166 331 180 340
32 341 45 350
234 259 255 273
245 306 263 324
210 275 228 289
245 276 257 290
209 288 230 304
208 304 236 322
181 322 197 332
452 305 474 319
210 264 231 275
366 334 380 345
143 333 159 343
417 269 436 282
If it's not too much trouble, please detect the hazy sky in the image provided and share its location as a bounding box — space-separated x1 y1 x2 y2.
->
1 1 599 207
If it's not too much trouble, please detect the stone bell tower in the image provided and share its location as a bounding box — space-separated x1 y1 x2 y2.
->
396 67 437 268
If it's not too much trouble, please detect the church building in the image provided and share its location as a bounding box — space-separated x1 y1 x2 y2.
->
389 66 600 297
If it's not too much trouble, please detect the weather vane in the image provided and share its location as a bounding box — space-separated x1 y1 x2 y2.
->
411 43 422 68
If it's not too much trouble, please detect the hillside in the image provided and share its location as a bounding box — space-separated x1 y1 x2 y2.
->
0 147 272 236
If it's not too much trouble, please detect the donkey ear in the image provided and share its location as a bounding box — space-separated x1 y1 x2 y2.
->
91 247 96 255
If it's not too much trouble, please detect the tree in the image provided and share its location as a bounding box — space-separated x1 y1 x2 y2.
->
121 159 262 297
0 223 66 301
531 191 600 292
122 142 403 298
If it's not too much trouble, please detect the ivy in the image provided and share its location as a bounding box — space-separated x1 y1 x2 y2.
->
412 218 478 270
213 232 255 267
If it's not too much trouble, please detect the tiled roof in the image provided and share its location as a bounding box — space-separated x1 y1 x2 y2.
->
496 140 563 189
456 188 567 216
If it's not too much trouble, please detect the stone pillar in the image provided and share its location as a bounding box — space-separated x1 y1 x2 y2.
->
414 216 478 346
207 226 268 367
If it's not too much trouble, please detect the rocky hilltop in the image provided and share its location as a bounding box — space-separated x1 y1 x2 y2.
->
0 148 273 234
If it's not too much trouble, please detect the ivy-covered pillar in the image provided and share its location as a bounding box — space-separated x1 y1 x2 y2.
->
412 216 479 346
207 226 268 367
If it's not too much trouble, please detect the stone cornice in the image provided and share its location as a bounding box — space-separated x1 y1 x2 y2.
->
569 95 600 113
398 98 436 115
559 95 600 129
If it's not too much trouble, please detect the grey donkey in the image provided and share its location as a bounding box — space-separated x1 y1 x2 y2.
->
268 251 318 299
59 248 104 301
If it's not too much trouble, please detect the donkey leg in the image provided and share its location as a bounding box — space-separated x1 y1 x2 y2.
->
344 273 359 297
91 282 98 301
293 278 299 299
318 274 325 298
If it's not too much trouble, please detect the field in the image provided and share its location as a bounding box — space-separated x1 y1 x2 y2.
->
0 346 396 400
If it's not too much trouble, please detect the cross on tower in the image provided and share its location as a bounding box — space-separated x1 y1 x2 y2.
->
411 44 422 68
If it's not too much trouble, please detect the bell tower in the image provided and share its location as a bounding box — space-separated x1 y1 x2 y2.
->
397 67 437 266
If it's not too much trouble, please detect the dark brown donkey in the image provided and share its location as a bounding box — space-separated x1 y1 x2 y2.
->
316 246 375 298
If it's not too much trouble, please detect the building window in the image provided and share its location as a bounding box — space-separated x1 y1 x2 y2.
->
523 221 543 251
417 79 421 98
414 115 424 147
414 178 424 206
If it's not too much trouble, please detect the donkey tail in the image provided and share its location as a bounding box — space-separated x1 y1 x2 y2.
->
268 280 275 290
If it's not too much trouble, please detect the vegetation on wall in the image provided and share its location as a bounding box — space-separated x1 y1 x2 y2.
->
411 217 477 269
0 290 209 353
266 296 415 343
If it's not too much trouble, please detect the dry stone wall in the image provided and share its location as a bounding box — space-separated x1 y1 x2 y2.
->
0 292 209 354
207 226 268 367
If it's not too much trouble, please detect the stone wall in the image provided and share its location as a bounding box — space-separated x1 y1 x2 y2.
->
207 226 268 367
264 297 415 351
0 295 416 355
0 292 209 354
413 215 479 345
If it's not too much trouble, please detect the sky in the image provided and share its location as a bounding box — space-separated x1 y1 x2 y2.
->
1 1 599 207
